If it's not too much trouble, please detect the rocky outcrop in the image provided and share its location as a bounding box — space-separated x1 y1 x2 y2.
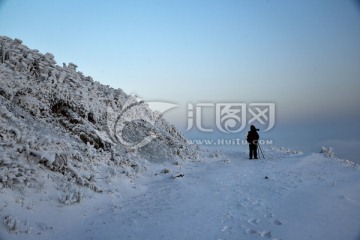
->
0 36 199 197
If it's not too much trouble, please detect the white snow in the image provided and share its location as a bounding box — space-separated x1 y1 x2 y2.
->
1 36 360 240
1 146 360 240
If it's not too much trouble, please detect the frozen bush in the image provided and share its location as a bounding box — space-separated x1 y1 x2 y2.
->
60 182 83 205
4 215 19 233
320 147 335 158
0 35 199 204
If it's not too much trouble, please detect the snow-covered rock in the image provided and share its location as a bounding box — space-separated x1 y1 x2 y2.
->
0 36 198 201
320 146 336 158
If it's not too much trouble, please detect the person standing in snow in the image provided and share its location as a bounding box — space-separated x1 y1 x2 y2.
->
247 125 259 159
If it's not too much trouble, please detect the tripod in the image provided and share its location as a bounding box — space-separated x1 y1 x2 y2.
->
257 143 265 159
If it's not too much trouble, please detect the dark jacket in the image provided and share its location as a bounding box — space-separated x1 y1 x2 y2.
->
247 126 259 144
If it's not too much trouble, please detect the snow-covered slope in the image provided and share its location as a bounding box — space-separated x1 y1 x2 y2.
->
1 36 360 240
0 35 198 212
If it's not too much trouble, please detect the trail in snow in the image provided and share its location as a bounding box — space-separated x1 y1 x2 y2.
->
1 36 359 240
25 147 358 240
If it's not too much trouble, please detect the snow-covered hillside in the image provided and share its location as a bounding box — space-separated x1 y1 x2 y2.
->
1 36 360 240
0 35 199 232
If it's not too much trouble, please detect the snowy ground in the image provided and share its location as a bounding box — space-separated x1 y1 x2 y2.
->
2 36 359 240
1 146 360 240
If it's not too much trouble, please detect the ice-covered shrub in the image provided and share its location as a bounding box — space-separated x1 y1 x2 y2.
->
320 146 335 158
60 186 82 205
0 35 199 206
4 215 19 233
3 215 32 234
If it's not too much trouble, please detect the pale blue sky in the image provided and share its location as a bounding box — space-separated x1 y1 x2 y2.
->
1 0 360 160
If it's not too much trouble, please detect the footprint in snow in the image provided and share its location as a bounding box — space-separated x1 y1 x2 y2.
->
245 229 273 239
245 229 257 235
272 219 282 225
248 218 260 225
260 230 272 238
